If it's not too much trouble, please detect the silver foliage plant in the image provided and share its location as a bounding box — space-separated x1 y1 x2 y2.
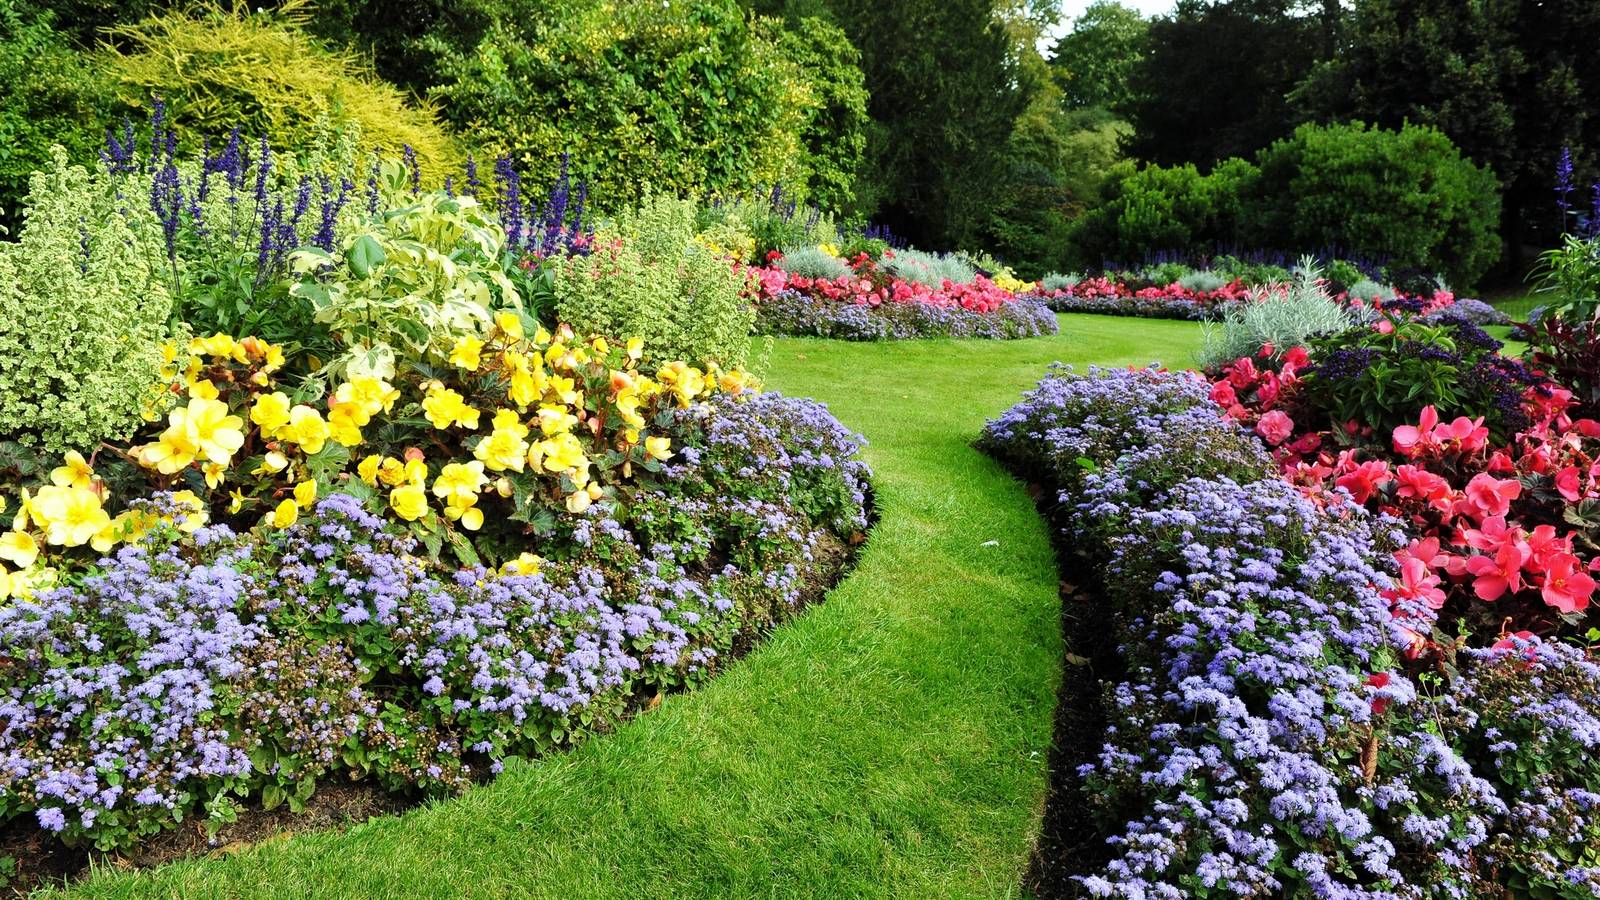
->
1196 261 1354 368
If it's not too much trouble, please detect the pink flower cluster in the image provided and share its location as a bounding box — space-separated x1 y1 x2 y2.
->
751 254 1022 315
1211 346 1600 650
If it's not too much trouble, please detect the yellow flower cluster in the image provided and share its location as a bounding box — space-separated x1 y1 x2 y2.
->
0 452 207 600
992 269 1036 295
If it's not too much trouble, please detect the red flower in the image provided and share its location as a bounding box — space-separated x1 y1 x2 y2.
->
1394 465 1453 511
1557 465 1584 502
1463 473 1522 519
1334 460 1393 504
1367 672 1393 715
1255 410 1294 446
1465 543 1528 601
1209 380 1238 407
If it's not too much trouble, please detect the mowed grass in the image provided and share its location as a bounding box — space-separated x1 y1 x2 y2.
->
58 315 1205 900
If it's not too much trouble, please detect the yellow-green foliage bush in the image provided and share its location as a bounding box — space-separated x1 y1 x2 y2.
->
0 149 175 453
431 0 866 212
550 197 753 368
101 1 461 176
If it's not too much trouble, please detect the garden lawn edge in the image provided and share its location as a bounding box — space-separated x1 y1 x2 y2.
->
54 316 1205 900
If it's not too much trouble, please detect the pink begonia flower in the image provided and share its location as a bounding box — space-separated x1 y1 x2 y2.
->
1542 552 1596 614
1334 460 1393 504
1210 380 1238 407
1465 544 1527 601
1367 672 1393 715
1393 406 1439 456
1463 472 1522 519
1255 410 1294 446
1557 465 1584 502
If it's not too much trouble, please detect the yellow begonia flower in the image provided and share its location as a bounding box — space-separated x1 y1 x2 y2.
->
170 491 209 532
251 392 293 435
328 406 364 448
376 457 408 487
294 480 318 507
228 490 248 514
537 433 587 474
267 498 298 528
333 376 399 424
50 451 96 491
565 490 592 514
203 462 227 489
626 337 643 361
501 552 542 576
444 495 484 531
358 454 383 486
547 375 579 406
281 406 330 455
433 461 487 505
257 450 289 475
450 336 485 371
189 379 220 401
644 436 672 461
536 404 577 436
475 429 528 473
139 397 245 474
191 333 239 360
389 482 429 521
422 385 482 431
0 530 39 569
29 485 111 547
495 310 524 340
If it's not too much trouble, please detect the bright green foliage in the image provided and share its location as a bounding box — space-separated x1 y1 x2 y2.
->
432 0 866 213
0 0 119 234
289 164 520 380
1066 158 1254 268
695 196 839 263
550 197 754 368
1251 121 1501 287
0 149 174 453
1177 270 1226 292
101 2 462 176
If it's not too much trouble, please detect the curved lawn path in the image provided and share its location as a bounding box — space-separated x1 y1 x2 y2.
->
61 315 1203 899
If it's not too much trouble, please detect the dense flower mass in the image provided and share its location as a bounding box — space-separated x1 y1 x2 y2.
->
1 391 870 852
747 248 1057 340
982 366 1600 897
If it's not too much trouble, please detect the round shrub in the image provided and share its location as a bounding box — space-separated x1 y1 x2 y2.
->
0 149 174 453
1176 269 1226 293
1248 121 1501 287
883 248 976 288
100 2 462 176
776 246 852 281
1065 158 1256 269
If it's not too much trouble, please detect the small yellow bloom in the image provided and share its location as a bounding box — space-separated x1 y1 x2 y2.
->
29 485 111 548
500 552 542 576
475 427 529 474
495 310 525 340
565 489 592 514
50 451 96 491
170 490 209 532
251 392 293 435
266 498 299 528
644 436 672 461
443 495 484 531
202 461 227 489
293 480 318 508
389 482 429 521
281 406 331 455
257 450 289 474
626 337 644 361
228 490 248 514
422 384 482 431
536 404 577 436
188 379 220 401
433 461 487 505
358 454 383 486
450 336 485 371
328 406 364 448
376 457 409 487
0 530 39 569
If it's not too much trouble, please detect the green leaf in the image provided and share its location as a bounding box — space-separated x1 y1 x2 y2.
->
347 235 387 278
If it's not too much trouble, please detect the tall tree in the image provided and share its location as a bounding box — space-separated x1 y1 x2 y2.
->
1293 0 1600 266
1048 1 1149 112
825 0 1031 248
1122 0 1324 168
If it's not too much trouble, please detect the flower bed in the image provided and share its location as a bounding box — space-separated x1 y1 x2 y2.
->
982 366 1600 897
1032 274 1509 326
748 251 1059 341
0 122 875 886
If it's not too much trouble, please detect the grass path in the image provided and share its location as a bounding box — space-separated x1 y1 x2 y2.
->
61 315 1204 900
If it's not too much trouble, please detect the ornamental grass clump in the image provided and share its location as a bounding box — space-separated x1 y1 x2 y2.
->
883 248 976 288
0 149 174 453
775 245 852 281
1196 267 1353 368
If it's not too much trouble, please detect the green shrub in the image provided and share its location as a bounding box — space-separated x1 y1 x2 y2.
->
550 196 753 367
101 1 462 176
697 194 838 262
1066 158 1255 268
1248 122 1501 287
1211 254 1292 286
432 0 866 213
0 0 120 233
1039 271 1082 291
1346 278 1393 303
0 149 174 453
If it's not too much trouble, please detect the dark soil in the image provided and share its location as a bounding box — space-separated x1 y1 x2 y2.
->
1010 479 1125 898
2 501 872 897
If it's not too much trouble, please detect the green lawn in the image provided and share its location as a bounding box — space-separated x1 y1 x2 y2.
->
56 315 1205 900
